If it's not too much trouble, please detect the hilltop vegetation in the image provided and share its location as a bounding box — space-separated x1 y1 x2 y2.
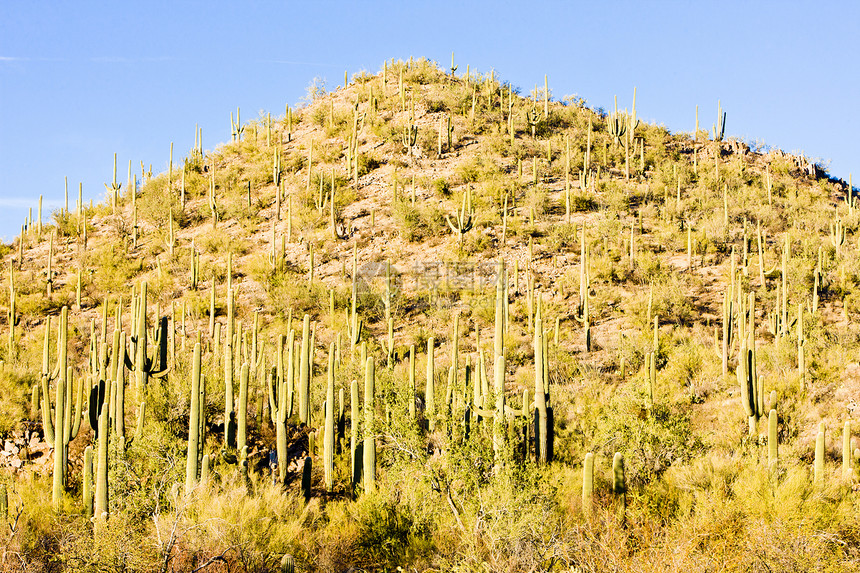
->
0 56 858 572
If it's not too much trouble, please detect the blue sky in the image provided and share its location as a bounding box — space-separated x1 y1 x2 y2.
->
1 1 857 242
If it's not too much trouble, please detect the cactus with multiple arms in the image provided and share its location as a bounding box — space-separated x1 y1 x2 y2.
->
713 100 726 141
446 188 474 251
125 282 169 396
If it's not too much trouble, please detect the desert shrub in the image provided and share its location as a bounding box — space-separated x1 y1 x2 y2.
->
137 174 181 231
90 244 144 294
431 177 451 197
356 153 382 176
0 368 34 434
593 392 704 487
393 200 444 242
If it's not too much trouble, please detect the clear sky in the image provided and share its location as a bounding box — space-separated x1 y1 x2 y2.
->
1 1 857 242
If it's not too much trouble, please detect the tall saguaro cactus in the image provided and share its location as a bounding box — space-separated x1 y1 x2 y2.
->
94 378 111 528
224 287 235 446
446 189 474 251
50 307 68 510
534 317 549 463
324 343 335 492
363 357 376 494
127 282 168 396
426 337 435 431
613 452 626 520
269 331 294 484
299 315 312 424
237 362 249 452
738 292 762 436
582 452 594 518
185 343 202 495
43 308 84 511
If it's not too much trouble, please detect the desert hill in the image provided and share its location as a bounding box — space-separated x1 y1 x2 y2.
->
0 56 857 572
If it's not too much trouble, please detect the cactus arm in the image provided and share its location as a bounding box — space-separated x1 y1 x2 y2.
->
40 375 55 445
70 374 84 440
124 348 135 371
445 214 460 234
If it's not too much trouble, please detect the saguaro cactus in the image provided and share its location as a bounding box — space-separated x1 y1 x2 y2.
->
185 343 202 495
299 315 311 424
738 293 762 436
223 287 235 446
350 378 361 489
45 308 82 510
127 282 169 395
446 189 474 251
269 332 294 484
606 96 627 146
713 100 726 142
426 337 435 431
363 357 376 494
582 452 594 518
302 456 312 501
843 420 853 481
534 318 549 463
324 343 335 492
613 452 626 519
402 123 418 159
768 409 778 466
83 445 93 518
237 362 249 452
814 422 826 487
94 380 111 528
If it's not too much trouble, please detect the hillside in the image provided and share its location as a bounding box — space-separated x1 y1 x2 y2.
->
0 56 858 572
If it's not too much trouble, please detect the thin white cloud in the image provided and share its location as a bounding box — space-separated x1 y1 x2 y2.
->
0 197 63 208
90 56 176 63
260 59 337 67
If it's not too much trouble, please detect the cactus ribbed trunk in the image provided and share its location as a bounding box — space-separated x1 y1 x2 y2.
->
350 378 360 489
492 354 506 458
185 343 201 495
94 382 110 527
238 362 249 452
299 315 311 424
224 288 235 446
363 357 376 494
114 332 126 439
301 456 312 501
324 344 335 492
408 345 416 419
200 454 210 487
814 423 826 486
768 409 778 466
52 307 68 510
612 452 626 519
534 318 547 463
494 260 505 360
426 337 435 431
135 282 148 395
582 452 594 517
83 445 93 518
